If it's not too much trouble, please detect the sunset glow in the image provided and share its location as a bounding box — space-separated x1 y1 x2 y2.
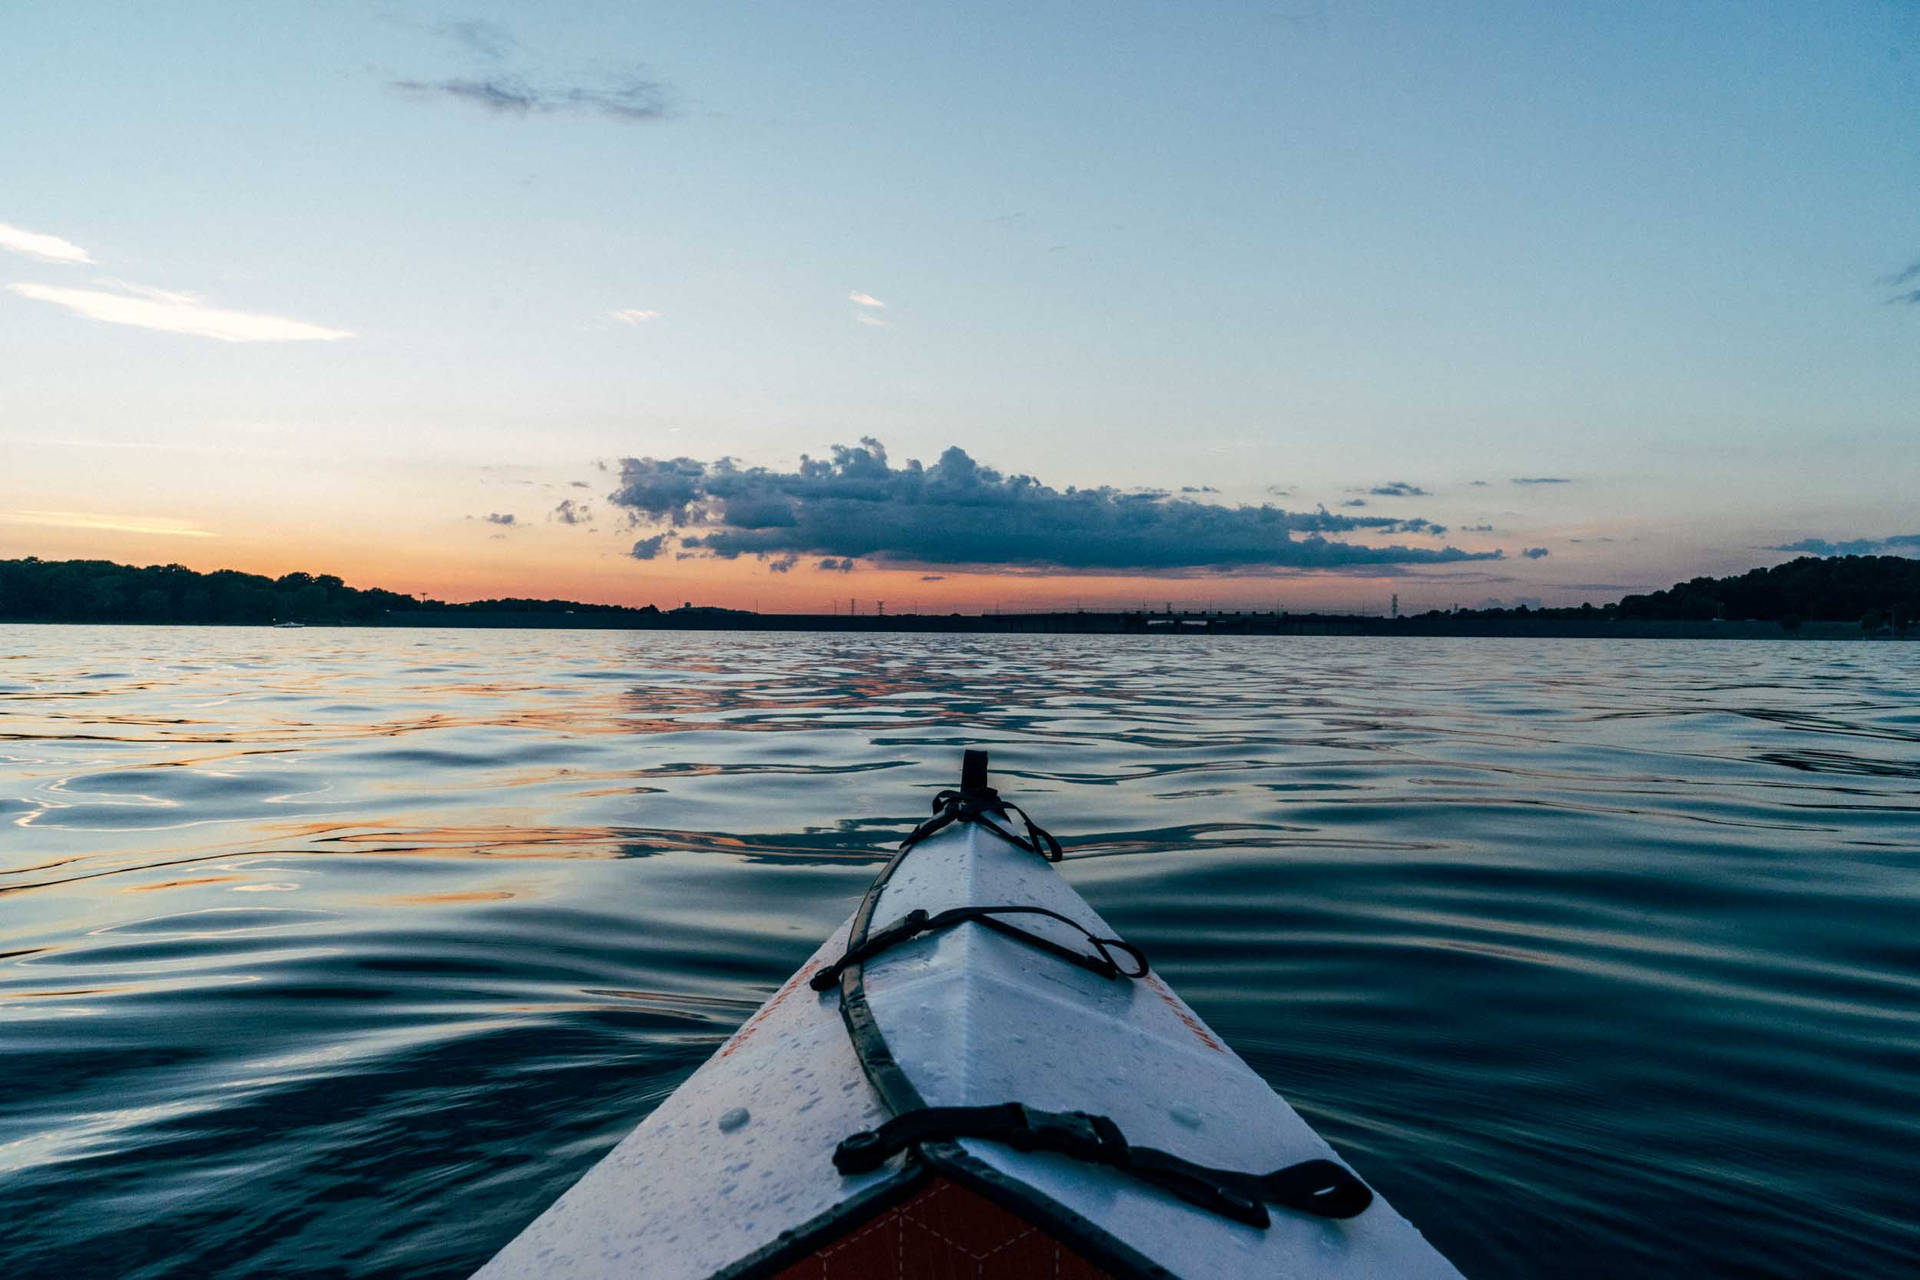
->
3 5 1915 612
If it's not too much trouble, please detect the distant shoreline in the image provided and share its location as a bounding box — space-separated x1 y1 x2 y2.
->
3 554 1913 640
2 612 1904 640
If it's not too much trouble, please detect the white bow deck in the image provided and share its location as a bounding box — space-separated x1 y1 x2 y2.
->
474 814 1464 1279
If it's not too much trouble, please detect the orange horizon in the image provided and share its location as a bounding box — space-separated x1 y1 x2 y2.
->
0 528 1537 617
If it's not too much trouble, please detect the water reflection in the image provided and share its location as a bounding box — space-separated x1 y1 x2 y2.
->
2 626 1918 1278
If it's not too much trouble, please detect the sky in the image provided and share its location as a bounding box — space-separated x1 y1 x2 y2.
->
3 1 1916 614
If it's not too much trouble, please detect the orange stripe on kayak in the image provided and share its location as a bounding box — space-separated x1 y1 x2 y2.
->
718 961 819 1059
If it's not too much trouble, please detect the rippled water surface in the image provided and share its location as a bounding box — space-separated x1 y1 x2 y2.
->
4 626 1918 1279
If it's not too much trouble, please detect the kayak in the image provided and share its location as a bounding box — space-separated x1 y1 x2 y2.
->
474 751 1464 1279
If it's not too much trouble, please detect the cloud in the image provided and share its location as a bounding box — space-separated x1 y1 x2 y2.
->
1770 534 1920 557
550 498 591 525
768 553 799 573
1339 498 1368 508
483 512 516 526
1512 476 1571 485
819 557 856 572
437 18 517 60
1370 481 1430 497
1397 517 1450 536
0 223 92 264
1521 546 1550 559
607 440 1505 574
392 76 667 121
856 312 888 328
8 281 350 342
1469 480 1488 487
1461 523 1495 532
919 574 945 581
0 509 212 537
1179 485 1218 494
630 533 668 559
1881 260 1920 305
848 292 885 308
610 308 660 324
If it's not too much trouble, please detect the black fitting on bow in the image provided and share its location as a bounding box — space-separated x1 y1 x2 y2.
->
898 750 1063 862
833 1102 1374 1228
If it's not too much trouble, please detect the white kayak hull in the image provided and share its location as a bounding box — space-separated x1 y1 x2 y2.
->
475 762 1464 1279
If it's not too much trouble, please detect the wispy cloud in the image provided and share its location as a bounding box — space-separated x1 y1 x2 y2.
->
1881 260 1920 305
856 312 889 327
482 512 517 526
0 223 92 264
436 18 517 60
610 307 660 324
1369 481 1430 497
8 281 351 343
0 509 213 537
1512 476 1571 485
848 292 885 308
608 440 1505 573
550 498 592 525
1520 546 1550 559
392 76 668 121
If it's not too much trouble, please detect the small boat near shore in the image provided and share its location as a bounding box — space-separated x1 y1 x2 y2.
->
474 751 1463 1279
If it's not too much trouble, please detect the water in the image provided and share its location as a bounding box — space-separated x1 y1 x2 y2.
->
3 626 1917 1279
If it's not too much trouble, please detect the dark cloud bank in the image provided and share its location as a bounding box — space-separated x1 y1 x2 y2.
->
608 440 1505 574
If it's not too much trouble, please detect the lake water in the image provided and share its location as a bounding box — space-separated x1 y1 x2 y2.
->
3 626 1917 1279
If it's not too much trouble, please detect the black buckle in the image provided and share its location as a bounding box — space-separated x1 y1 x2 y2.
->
1005 1105 1129 1164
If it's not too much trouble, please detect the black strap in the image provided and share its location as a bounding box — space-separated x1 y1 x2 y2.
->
811 904 1149 992
900 786 1064 862
833 1103 1373 1228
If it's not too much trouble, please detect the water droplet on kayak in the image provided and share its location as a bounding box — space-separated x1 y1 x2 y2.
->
1170 1104 1203 1129
718 1107 750 1132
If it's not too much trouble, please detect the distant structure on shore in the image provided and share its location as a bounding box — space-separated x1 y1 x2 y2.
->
0 554 1913 638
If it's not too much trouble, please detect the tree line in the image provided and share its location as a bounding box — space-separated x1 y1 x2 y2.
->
0 558 662 625
0 553 1913 629
1612 555 1917 628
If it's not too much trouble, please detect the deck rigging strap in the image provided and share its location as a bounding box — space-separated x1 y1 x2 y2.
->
832 1102 1374 1228
898 750 1063 862
809 903 1149 992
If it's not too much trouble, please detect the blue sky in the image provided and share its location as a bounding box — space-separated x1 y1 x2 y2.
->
3 2 1916 610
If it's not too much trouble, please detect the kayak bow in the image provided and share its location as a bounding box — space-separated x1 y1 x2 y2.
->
474 751 1463 1279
